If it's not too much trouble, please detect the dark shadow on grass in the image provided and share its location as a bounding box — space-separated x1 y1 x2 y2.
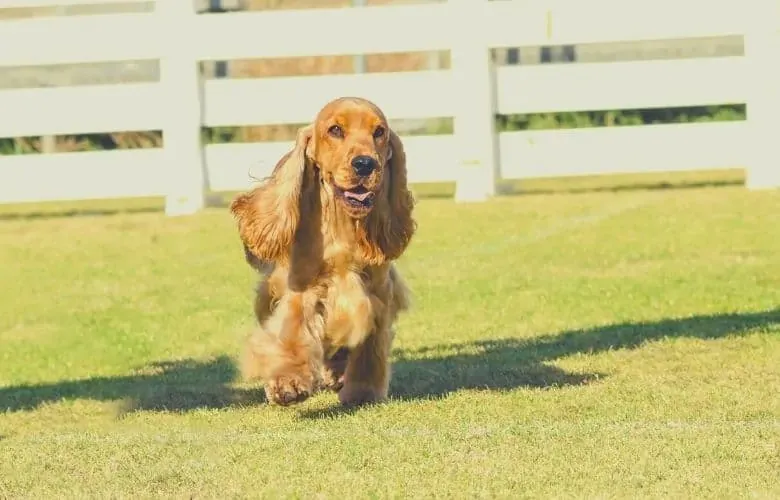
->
0 356 265 416
298 405 362 420
297 308 779 419
410 176 743 200
2 310 777 418
0 206 162 221
504 178 743 197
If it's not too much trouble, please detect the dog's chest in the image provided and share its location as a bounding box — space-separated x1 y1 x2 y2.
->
322 270 375 349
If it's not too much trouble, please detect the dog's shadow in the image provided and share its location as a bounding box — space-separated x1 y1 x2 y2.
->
301 308 780 418
0 357 266 416
1 309 777 418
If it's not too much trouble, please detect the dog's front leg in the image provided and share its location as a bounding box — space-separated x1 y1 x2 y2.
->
241 292 324 406
338 301 393 407
321 346 349 393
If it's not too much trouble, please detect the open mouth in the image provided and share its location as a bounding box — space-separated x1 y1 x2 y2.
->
333 184 376 209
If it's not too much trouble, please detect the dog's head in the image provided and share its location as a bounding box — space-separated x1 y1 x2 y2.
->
230 97 415 266
308 97 393 218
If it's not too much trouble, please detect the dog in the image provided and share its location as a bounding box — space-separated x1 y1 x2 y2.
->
229 97 416 407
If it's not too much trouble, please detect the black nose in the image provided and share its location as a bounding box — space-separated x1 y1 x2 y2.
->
351 155 377 177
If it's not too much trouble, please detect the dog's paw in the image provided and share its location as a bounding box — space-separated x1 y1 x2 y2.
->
266 374 314 406
338 384 386 407
322 348 349 393
322 370 345 393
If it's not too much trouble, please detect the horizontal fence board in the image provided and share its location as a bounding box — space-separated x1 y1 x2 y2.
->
204 135 457 191
0 149 165 204
499 121 748 179
496 57 748 115
197 0 749 61
0 83 163 137
486 0 749 48
0 0 149 7
203 71 454 127
0 13 159 66
192 4 453 61
205 122 746 191
205 142 288 192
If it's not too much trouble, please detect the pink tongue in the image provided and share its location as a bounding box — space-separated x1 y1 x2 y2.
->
345 190 372 202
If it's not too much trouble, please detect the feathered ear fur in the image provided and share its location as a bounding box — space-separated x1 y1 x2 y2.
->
230 125 315 264
361 129 416 264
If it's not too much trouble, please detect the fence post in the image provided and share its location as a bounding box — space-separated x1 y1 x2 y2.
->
157 0 208 216
450 0 499 202
745 0 780 189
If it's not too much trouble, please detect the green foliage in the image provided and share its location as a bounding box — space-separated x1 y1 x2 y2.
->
0 138 17 154
0 137 41 155
499 104 745 131
203 126 241 144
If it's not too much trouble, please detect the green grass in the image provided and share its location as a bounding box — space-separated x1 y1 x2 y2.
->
1 171 778 498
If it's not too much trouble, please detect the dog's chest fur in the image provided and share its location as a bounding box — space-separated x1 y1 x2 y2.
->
318 241 384 350
322 270 375 350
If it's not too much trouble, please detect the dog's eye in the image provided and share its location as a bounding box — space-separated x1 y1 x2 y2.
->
373 126 385 139
328 125 344 138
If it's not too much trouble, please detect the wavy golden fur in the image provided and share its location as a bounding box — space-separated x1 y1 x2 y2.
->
230 97 416 406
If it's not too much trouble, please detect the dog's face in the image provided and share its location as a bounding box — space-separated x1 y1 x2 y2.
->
230 97 415 267
309 97 393 218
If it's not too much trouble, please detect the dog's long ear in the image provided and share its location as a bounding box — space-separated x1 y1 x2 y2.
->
230 125 315 263
362 128 416 264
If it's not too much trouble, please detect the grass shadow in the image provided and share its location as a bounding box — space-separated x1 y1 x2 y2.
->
0 206 162 221
299 308 779 418
409 172 744 200
0 355 265 416
390 308 779 400
505 178 744 197
2 310 776 418
297 404 363 420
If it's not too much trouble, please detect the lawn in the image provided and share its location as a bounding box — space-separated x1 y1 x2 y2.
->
1 171 778 498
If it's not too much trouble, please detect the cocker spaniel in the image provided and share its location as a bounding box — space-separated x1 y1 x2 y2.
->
230 97 416 407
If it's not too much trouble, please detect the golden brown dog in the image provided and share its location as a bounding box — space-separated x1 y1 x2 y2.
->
230 97 416 407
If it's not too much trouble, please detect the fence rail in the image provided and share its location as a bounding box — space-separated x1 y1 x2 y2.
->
0 0 149 7
0 0 778 214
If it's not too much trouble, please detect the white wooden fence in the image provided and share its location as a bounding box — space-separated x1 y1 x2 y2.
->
0 0 778 215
